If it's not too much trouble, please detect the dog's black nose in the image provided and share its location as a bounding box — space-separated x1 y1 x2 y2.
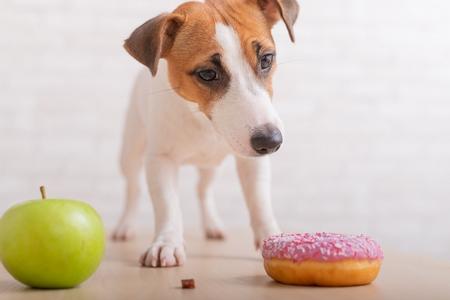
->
250 125 283 155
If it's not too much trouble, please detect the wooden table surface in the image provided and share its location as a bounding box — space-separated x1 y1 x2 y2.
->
1 229 450 300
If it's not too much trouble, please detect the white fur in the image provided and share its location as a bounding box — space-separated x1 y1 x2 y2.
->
113 25 281 268
211 24 284 157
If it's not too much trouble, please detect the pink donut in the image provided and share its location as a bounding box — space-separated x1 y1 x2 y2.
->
262 232 383 286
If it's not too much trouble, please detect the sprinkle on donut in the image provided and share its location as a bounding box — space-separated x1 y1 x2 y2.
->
262 232 384 263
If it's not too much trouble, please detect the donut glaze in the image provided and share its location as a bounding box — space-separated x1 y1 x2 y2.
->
262 233 383 286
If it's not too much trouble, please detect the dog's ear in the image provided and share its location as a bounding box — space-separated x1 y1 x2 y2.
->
257 0 299 43
124 13 185 76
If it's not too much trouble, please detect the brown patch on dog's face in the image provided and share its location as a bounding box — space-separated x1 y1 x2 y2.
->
164 3 229 116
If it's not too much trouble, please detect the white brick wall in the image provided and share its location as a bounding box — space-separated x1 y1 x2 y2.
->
1 0 450 259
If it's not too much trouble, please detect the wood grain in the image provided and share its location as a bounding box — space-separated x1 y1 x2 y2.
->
1 229 450 300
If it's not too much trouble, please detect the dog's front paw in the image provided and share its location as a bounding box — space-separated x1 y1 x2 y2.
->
205 226 226 240
203 218 226 240
253 224 281 250
139 241 186 268
111 221 136 241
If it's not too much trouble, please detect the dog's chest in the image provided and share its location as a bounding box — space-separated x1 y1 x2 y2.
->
183 140 230 167
173 113 231 167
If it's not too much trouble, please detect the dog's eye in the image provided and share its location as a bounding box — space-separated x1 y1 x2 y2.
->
260 54 274 70
197 69 218 82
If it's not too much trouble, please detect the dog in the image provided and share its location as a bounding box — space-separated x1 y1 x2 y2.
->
112 0 299 268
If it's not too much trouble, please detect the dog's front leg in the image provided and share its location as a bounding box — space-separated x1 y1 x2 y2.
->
140 155 185 268
235 156 281 249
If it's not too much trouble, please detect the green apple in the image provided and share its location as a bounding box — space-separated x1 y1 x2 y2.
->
0 187 105 289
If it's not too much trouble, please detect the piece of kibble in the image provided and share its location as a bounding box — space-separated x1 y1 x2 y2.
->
181 279 195 289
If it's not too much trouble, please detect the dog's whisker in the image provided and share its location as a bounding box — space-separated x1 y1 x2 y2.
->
191 109 204 115
277 58 306 66
145 86 180 96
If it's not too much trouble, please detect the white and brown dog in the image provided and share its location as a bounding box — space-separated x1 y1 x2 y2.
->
112 0 299 268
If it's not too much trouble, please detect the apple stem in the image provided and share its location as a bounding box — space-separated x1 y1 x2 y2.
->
40 186 47 200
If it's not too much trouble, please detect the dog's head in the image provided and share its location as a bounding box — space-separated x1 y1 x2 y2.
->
124 0 299 157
